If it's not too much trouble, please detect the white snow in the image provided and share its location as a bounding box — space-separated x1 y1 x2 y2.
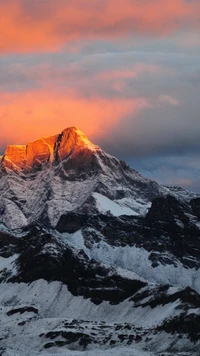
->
0 280 191 355
0 222 9 232
93 192 138 216
1 198 28 229
0 254 18 279
115 267 147 282
75 128 100 152
89 241 200 293
60 230 200 293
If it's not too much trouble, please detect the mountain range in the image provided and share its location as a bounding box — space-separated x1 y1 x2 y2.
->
0 127 200 356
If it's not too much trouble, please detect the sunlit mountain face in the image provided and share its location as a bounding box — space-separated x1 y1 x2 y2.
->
0 0 200 191
0 127 98 172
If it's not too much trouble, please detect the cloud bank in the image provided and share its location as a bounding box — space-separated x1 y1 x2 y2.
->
0 0 200 191
0 0 200 53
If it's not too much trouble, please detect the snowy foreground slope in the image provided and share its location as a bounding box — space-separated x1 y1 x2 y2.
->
0 127 200 355
0 227 200 355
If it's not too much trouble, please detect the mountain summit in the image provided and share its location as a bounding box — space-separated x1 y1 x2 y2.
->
0 127 99 172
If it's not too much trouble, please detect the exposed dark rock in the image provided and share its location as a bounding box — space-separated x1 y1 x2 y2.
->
146 195 191 224
7 306 38 316
191 198 200 219
76 196 200 269
5 228 146 304
56 213 89 233
158 313 200 342
131 285 200 309
0 231 19 257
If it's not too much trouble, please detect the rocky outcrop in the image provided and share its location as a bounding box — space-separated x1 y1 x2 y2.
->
1 136 57 172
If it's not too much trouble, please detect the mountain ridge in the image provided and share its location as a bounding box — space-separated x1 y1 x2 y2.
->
0 127 100 173
0 126 174 229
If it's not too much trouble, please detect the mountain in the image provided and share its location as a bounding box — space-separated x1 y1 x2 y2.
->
0 127 196 230
0 127 200 355
0 126 166 229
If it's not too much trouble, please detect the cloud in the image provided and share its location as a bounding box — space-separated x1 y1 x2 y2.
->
0 90 148 151
0 58 164 98
158 95 179 107
0 0 200 53
127 154 200 192
99 64 160 80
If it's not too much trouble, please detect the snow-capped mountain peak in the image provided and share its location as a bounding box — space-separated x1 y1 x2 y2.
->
0 127 100 174
0 126 198 230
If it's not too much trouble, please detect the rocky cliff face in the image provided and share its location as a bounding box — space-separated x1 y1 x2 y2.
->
0 127 200 355
0 127 99 173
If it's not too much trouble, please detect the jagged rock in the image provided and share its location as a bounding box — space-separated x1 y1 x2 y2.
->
191 197 200 219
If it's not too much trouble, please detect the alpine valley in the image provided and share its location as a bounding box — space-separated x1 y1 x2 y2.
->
0 127 200 356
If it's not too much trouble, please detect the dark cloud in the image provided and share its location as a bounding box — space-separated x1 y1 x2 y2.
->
127 154 200 193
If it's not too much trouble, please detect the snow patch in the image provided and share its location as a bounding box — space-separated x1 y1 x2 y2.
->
61 230 200 293
93 192 139 216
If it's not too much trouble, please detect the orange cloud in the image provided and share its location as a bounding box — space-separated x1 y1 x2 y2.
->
99 64 162 92
0 90 148 148
158 95 179 107
0 0 200 53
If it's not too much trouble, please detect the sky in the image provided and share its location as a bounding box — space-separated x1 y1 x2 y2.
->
0 0 200 191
